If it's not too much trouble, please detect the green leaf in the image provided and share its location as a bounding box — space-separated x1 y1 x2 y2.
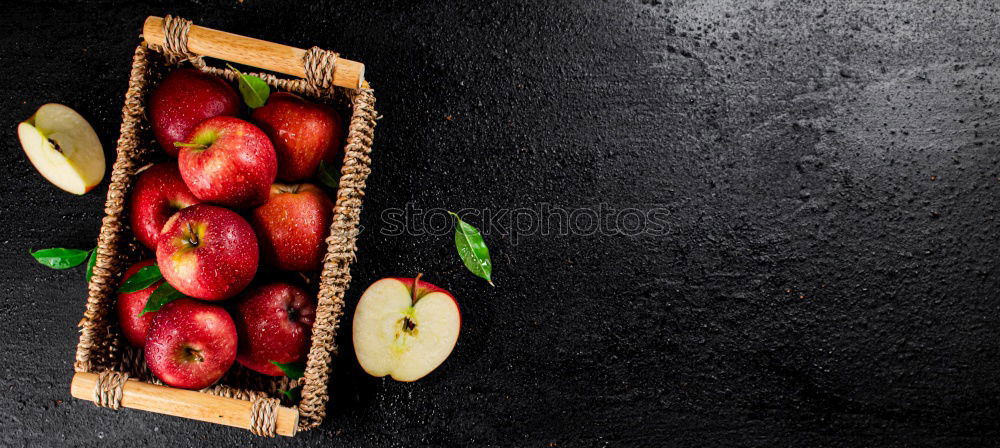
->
118 265 162 293
270 361 305 379
139 282 185 316
85 249 97 283
281 385 303 402
228 64 270 108
30 248 91 270
317 160 340 189
448 212 494 286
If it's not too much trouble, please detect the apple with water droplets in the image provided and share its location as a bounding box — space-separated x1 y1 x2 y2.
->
116 259 164 347
156 204 258 301
129 162 201 249
177 116 277 208
144 298 238 390
250 183 333 272
251 92 344 181
149 68 240 157
232 282 316 376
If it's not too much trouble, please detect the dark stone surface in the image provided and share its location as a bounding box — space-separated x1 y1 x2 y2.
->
2 0 999 446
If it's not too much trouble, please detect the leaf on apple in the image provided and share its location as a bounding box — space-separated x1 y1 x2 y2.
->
30 248 91 270
317 160 340 189
271 361 305 379
118 264 162 293
228 64 270 109
85 248 97 283
139 282 185 317
448 212 494 286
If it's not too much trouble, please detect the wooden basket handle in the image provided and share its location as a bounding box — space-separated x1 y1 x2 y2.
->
71 372 299 437
142 15 365 89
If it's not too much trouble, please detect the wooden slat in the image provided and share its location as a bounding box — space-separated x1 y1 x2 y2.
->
71 372 298 437
142 16 365 89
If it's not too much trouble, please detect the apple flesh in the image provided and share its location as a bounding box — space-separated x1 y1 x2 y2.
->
250 183 333 272
178 116 277 208
116 259 164 347
144 298 238 390
232 283 316 376
156 204 258 300
353 277 461 382
149 68 240 157
128 162 202 249
251 92 344 181
18 103 105 195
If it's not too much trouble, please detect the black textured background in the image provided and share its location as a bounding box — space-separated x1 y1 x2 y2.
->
3 1 1000 446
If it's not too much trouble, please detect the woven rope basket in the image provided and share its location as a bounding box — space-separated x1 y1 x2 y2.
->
71 16 376 437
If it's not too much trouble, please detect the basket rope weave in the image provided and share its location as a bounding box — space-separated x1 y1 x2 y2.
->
73 15 377 434
94 371 129 410
160 16 197 66
250 397 280 437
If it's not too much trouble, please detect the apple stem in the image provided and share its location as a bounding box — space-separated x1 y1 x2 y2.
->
412 273 423 305
184 222 200 247
184 346 204 363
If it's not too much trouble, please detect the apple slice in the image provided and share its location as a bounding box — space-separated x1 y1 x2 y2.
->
353 276 461 382
18 103 105 195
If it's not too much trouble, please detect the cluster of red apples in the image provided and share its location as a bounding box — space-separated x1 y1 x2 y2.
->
118 68 344 390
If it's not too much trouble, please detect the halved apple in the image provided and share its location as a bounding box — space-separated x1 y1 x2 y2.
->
353 276 461 382
18 103 105 195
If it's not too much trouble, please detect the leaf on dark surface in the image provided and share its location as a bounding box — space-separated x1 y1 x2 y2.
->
448 211 494 286
30 248 91 270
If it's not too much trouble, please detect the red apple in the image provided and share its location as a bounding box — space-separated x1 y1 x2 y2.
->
115 259 164 347
250 183 333 272
352 276 461 382
128 162 202 249
232 283 316 376
251 92 344 181
144 299 238 390
156 204 258 300
178 116 277 208
149 68 240 157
